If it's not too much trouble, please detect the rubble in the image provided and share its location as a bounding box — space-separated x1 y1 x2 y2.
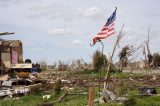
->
0 86 30 97
0 75 9 81
14 87 30 95
43 95 51 100
101 88 117 102
138 87 157 96
1 80 12 90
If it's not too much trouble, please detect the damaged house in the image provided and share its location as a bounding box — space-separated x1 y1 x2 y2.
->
0 40 24 74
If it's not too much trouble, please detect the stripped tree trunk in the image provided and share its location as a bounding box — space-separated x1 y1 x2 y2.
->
104 25 126 89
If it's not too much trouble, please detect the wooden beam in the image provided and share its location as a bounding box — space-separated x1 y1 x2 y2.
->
0 32 14 36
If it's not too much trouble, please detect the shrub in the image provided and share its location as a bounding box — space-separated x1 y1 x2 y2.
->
152 53 160 68
30 84 42 94
123 96 137 106
38 60 48 71
25 59 32 63
16 72 29 78
8 72 16 78
119 45 134 67
54 79 62 95
92 50 108 71
41 82 54 91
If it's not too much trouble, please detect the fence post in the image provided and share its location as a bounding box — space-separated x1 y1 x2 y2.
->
88 87 95 106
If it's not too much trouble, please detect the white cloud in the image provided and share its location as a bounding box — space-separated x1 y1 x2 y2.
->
62 45 75 49
0 0 34 7
72 40 82 44
27 3 73 20
62 40 83 49
23 41 35 47
34 47 43 51
76 7 103 18
48 28 71 36
28 4 59 19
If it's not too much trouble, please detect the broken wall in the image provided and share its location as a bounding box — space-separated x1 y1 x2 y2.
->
0 40 23 74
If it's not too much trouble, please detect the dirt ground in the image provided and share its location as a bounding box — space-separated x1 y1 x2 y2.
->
41 70 160 89
123 69 160 74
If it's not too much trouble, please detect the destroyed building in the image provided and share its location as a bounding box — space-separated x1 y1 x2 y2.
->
0 40 23 74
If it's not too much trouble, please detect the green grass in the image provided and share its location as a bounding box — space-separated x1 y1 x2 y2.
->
54 95 87 106
0 93 62 106
69 69 107 78
135 96 160 106
0 94 42 106
98 96 160 106
1 88 160 106
68 69 145 79
0 94 88 106
1 70 160 106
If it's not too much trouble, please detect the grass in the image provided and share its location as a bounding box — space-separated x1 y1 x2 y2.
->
0 94 42 106
1 70 160 106
0 93 88 106
135 96 160 106
99 96 160 106
54 95 87 106
68 69 134 78
1 87 160 106
68 69 107 78
67 68 146 79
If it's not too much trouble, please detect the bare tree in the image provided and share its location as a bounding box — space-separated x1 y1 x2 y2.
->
145 27 154 67
104 25 126 88
51 62 57 69
38 60 48 71
140 27 154 68
58 60 69 71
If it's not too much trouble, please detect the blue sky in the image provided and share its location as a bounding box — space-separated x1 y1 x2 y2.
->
0 0 160 64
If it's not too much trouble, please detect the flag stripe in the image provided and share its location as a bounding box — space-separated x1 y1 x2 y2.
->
97 26 114 35
101 23 115 31
92 8 116 45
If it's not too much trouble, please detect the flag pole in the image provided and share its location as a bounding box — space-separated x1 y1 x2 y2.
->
115 7 117 11
90 7 117 104
90 39 104 105
98 40 104 104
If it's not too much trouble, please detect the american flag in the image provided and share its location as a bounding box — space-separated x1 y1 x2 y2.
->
92 8 117 45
